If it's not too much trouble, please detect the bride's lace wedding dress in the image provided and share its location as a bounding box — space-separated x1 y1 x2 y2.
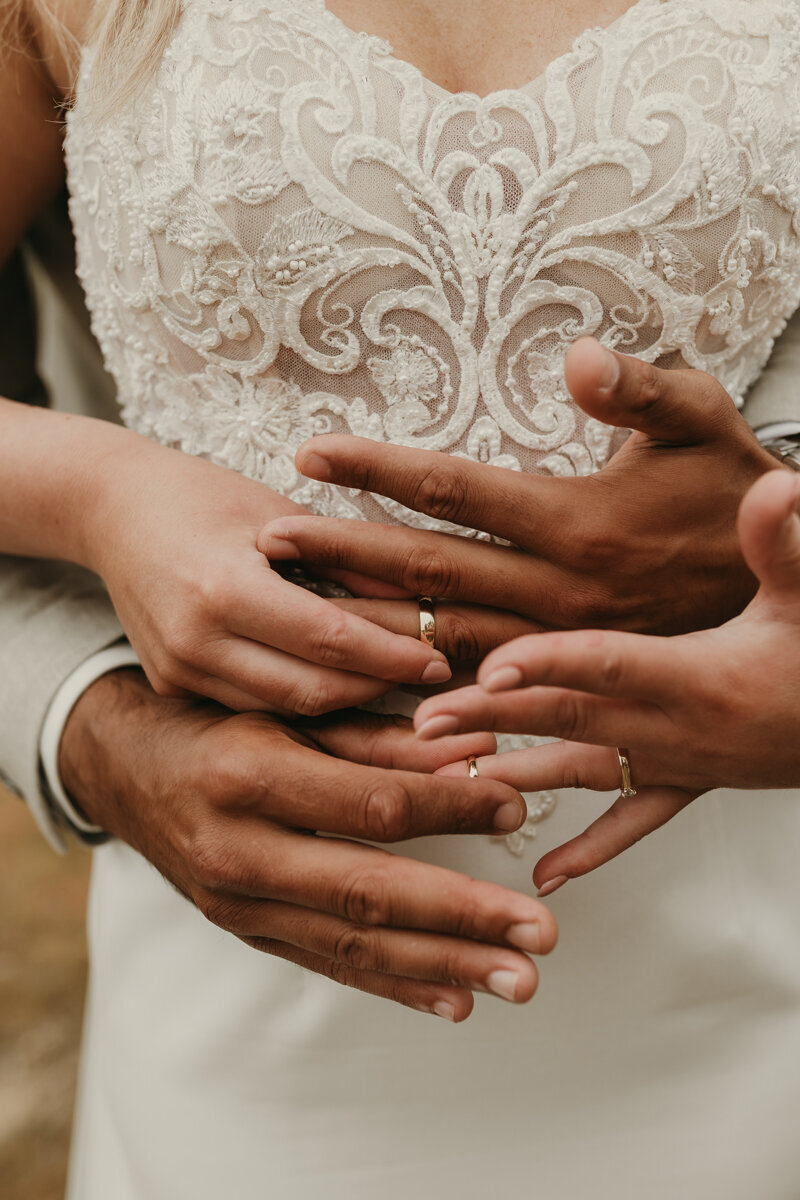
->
64 2 800 1196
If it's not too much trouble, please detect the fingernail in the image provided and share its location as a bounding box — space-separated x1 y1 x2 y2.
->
494 801 524 833
598 347 620 392
263 535 300 561
421 661 452 685
416 714 460 740
505 922 541 953
487 969 520 1002
537 875 569 898
482 665 524 693
431 1000 456 1021
298 451 332 482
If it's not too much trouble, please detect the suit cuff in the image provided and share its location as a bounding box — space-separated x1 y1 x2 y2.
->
39 642 141 840
756 422 800 442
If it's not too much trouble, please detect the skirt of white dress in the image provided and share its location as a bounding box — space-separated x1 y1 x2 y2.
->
67 783 800 1200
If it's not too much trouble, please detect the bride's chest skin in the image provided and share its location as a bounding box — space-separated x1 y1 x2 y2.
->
326 0 638 95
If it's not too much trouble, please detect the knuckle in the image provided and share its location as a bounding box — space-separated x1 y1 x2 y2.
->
575 524 619 571
360 783 414 842
204 747 253 808
407 547 456 598
191 835 241 892
448 875 488 939
332 924 375 971
337 865 394 927
598 645 625 692
552 693 589 742
442 611 483 662
282 678 337 718
632 361 664 416
196 889 241 931
411 462 469 523
306 611 354 667
325 958 356 989
159 619 199 669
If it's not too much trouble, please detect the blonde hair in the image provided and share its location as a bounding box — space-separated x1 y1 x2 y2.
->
6 0 182 108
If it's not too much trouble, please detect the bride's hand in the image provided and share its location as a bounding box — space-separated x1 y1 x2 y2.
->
84 436 451 714
418 470 800 890
261 339 778 637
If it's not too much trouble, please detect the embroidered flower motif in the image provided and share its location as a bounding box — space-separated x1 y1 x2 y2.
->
368 344 439 406
196 371 314 487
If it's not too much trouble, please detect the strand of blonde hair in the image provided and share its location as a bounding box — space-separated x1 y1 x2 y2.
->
4 0 181 109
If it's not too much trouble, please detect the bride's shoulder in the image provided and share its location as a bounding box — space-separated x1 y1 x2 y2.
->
11 0 96 94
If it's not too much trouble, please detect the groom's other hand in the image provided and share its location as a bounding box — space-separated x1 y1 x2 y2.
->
263 340 782 636
59 670 556 1021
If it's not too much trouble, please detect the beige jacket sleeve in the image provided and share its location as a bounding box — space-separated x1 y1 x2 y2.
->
741 309 800 432
0 194 123 848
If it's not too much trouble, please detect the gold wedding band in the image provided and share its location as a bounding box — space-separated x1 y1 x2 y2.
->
616 747 637 798
418 596 436 649
467 755 479 778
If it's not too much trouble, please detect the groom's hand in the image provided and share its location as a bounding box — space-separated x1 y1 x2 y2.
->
262 340 782 638
59 669 556 1021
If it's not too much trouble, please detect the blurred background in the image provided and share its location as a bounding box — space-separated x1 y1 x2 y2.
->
0 785 90 1200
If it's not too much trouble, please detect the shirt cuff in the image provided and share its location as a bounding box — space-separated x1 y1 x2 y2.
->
39 641 142 837
756 422 800 442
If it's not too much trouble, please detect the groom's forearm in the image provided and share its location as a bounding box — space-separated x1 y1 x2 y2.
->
0 553 124 848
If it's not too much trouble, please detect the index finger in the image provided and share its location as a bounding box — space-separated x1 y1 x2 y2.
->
226 724 529 841
294 435 579 550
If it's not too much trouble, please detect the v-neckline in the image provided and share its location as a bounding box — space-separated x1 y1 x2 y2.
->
315 0 660 101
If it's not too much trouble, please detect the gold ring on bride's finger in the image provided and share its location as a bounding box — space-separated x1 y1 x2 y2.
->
418 596 436 649
467 755 479 778
616 747 637 798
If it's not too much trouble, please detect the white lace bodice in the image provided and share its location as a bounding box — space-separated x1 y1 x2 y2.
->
66 0 800 532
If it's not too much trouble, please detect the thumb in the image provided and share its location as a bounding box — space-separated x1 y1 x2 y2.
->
737 469 800 596
564 337 738 444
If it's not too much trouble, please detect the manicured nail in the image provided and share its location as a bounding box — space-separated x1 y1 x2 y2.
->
421 661 452 685
431 1000 456 1021
482 665 524 693
416 714 460 740
494 802 524 833
298 451 332 482
537 875 569 898
487 969 520 1002
505 922 541 953
598 347 619 392
264 535 300 561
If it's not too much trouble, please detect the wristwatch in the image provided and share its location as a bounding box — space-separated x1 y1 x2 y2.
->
763 436 800 472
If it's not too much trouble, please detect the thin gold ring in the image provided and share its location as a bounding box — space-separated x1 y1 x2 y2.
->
616 747 637 798
418 596 436 649
467 755 479 778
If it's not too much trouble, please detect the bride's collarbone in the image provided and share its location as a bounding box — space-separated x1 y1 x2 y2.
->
323 0 639 95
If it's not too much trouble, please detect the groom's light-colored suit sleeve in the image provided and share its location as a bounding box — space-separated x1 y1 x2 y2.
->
0 197 124 850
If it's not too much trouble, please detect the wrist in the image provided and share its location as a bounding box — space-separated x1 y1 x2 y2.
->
58 666 152 833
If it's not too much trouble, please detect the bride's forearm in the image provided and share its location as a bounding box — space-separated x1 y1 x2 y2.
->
0 397 179 569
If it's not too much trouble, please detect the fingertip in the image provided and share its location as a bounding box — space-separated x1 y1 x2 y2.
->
738 468 800 578
564 337 620 403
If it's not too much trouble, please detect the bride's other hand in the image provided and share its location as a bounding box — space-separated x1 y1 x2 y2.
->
261 339 781 636
84 437 450 714
421 470 800 888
